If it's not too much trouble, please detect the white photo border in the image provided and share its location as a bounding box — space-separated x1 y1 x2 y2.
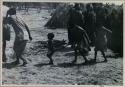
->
0 0 125 87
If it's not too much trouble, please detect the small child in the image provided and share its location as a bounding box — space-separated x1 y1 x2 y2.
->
47 33 55 65
94 25 112 62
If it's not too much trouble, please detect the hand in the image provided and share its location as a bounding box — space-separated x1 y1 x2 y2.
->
29 36 32 41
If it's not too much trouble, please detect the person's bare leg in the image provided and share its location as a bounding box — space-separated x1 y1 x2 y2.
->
48 57 53 64
84 56 89 63
20 56 27 66
79 50 88 63
13 44 23 65
47 53 54 65
12 53 20 65
19 40 27 65
13 50 26 65
94 50 97 62
13 42 20 64
101 51 107 62
72 49 77 63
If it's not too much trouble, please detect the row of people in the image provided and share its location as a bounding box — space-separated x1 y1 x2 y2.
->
47 4 112 64
67 3 112 64
3 5 112 66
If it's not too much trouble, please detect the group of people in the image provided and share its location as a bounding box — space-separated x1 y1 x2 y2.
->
43 3 112 65
3 3 112 66
67 3 112 64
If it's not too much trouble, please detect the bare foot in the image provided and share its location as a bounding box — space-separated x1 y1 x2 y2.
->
22 62 27 66
48 61 53 65
71 60 76 64
103 59 107 62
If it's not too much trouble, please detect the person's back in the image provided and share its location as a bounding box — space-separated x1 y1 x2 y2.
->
84 10 96 45
68 4 84 28
95 26 107 51
84 11 96 26
8 15 28 41
67 4 84 44
96 7 107 28
72 9 84 28
84 4 96 46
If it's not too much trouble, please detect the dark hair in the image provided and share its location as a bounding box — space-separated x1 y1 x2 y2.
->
74 3 81 10
47 33 54 39
7 8 16 15
86 4 93 11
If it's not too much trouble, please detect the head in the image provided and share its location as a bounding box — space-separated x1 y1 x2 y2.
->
69 2 74 8
47 33 54 40
111 9 118 17
7 8 16 15
74 3 81 10
86 4 93 11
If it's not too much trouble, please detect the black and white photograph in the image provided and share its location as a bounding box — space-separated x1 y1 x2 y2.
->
1 0 123 85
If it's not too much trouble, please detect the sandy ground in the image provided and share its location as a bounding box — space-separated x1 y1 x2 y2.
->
2 9 123 85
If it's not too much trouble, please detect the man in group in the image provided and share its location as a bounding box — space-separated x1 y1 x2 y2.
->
84 4 96 46
6 8 32 66
67 3 85 45
67 3 91 63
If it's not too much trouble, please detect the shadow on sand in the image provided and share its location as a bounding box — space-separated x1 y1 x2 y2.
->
3 59 108 69
57 60 107 68
34 63 51 67
2 62 18 69
34 59 108 68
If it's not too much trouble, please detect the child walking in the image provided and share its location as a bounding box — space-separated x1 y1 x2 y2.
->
47 33 55 65
94 24 112 62
6 8 32 66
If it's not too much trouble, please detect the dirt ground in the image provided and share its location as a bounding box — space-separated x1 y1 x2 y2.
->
2 9 123 85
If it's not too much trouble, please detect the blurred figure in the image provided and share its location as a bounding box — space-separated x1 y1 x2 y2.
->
94 20 112 62
2 17 11 62
70 25 91 64
103 7 112 48
47 33 55 65
6 8 32 66
110 8 123 56
84 4 96 46
67 3 85 45
96 5 106 28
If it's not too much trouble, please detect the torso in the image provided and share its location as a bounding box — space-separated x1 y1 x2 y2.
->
9 15 27 41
